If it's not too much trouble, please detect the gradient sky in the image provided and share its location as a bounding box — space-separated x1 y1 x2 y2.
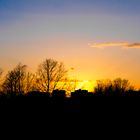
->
0 0 140 89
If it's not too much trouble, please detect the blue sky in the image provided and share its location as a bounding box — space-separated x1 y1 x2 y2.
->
1 0 140 23
1 0 140 41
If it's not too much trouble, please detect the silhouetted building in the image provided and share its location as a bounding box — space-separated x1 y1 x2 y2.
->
52 89 66 99
71 89 89 98
27 91 50 98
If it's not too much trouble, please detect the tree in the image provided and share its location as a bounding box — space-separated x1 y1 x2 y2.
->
24 72 36 93
37 59 67 93
113 78 130 93
3 63 27 95
94 79 113 95
0 68 3 93
0 68 2 77
94 78 133 95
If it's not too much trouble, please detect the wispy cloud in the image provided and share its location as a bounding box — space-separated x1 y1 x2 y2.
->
89 42 140 49
127 43 140 48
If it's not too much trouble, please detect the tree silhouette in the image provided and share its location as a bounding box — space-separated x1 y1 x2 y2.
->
94 79 112 95
0 68 3 93
37 59 67 93
0 68 2 77
94 78 133 95
113 78 131 94
3 63 27 95
24 72 36 93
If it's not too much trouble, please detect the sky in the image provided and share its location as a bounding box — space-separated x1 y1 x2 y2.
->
0 0 140 90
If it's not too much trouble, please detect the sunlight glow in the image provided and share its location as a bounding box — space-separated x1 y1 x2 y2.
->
75 80 96 92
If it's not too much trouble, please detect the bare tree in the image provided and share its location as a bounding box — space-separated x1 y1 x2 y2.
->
37 59 67 93
0 68 2 77
113 78 131 93
3 63 27 95
0 68 3 93
94 78 133 95
24 72 36 93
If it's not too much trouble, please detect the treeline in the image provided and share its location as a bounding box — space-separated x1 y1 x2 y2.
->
0 58 139 97
0 58 68 95
0 59 139 130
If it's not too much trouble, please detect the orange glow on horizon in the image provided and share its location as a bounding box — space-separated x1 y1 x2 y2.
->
75 80 96 92
0 38 140 91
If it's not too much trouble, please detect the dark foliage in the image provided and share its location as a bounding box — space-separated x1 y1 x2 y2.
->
1 89 140 112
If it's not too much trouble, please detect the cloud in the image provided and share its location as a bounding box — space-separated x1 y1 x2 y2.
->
89 42 140 49
127 43 140 48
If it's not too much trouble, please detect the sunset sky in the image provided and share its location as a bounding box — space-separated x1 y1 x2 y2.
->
0 0 140 90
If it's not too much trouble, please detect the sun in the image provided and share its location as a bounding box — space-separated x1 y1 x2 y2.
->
75 80 96 92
